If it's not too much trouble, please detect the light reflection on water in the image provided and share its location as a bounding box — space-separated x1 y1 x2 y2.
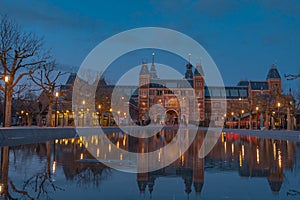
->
0 130 300 199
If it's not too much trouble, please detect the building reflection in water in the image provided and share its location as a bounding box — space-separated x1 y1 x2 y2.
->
208 133 295 194
0 130 297 199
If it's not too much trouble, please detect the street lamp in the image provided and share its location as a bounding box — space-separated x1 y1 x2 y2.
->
277 102 281 129
109 108 112 126
3 75 9 127
117 110 121 125
21 110 24 125
98 104 101 126
82 100 86 126
55 92 59 127
26 112 29 125
255 106 259 129
231 112 234 128
66 110 69 126
241 109 245 129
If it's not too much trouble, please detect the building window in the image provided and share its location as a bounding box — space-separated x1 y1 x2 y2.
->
140 90 148 97
196 80 202 87
196 91 203 98
164 90 173 95
149 90 155 96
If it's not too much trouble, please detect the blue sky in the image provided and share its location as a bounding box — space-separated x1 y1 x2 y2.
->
1 0 300 92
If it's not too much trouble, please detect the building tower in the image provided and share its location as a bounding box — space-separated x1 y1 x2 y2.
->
185 62 194 79
150 52 158 79
194 63 205 125
138 61 150 123
266 64 282 94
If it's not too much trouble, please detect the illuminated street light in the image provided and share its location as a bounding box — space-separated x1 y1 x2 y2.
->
26 112 29 125
117 110 121 125
82 100 86 126
98 104 102 126
4 75 9 83
55 92 59 127
277 102 281 128
3 75 9 127
255 106 259 129
109 108 112 126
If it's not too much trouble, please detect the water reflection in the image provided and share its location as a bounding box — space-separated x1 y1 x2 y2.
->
207 133 295 194
0 130 298 199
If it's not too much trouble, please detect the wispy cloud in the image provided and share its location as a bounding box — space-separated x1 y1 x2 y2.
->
0 0 100 31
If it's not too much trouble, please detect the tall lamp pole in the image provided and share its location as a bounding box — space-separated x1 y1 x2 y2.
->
3 75 9 127
55 92 59 127
98 104 101 126
82 100 85 127
241 109 245 129
109 108 112 126
277 102 281 129
255 106 259 129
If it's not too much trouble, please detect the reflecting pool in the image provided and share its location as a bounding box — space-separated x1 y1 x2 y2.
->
0 130 300 199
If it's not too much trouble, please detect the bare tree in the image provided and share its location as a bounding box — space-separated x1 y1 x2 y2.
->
284 73 300 80
0 15 47 127
29 61 66 127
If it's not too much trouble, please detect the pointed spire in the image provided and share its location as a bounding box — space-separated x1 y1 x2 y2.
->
150 52 158 79
185 53 193 79
194 63 204 76
152 52 155 65
139 61 149 75
266 64 281 79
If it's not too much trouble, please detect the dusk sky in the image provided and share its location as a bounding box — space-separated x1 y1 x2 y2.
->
1 0 300 92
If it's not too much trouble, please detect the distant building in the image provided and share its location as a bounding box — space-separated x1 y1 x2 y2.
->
55 54 297 129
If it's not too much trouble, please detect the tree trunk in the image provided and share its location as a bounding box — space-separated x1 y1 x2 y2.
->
46 141 51 176
1 147 9 197
4 88 13 127
28 116 32 126
37 114 43 127
249 114 252 130
46 95 54 127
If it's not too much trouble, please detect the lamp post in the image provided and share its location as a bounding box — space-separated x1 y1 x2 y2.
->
98 104 101 126
255 106 259 129
82 100 85 127
124 112 127 125
241 109 245 129
277 102 281 129
3 75 9 127
66 110 69 126
25 112 29 125
238 97 244 129
55 92 59 127
20 110 24 125
109 108 112 126
117 110 121 125
231 112 234 128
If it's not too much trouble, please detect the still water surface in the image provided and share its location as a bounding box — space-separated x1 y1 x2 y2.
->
0 130 300 200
